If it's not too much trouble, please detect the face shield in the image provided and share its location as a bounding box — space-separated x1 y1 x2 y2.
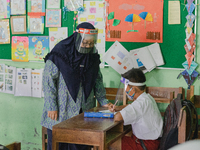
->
76 28 98 54
120 77 146 100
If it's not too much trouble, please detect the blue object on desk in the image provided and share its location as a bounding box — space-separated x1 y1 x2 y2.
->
84 112 114 118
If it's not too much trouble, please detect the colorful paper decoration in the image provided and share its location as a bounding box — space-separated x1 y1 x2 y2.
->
106 0 163 43
108 12 114 20
177 70 199 89
182 61 198 76
125 14 141 32
113 19 121 26
28 36 49 61
139 12 153 29
11 36 29 62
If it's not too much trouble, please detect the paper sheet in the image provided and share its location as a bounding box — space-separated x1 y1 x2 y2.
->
49 27 68 51
168 1 180 24
102 41 133 74
147 43 164 66
129 49 148 73
15 68 32 97
99 110 117 115
136 47 156 72
31 69 43 98
0 64 5 92
5 65 16 94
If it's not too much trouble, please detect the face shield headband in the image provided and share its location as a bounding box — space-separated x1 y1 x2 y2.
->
76 28 98 54
120 77 146 100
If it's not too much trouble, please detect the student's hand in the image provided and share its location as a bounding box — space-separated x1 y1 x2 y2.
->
109 104 116 112
48 111 58 121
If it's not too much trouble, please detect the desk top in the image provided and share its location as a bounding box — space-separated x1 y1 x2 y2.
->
53 107 122 132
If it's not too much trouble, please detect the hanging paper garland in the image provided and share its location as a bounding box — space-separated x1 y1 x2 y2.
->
177 0 199 89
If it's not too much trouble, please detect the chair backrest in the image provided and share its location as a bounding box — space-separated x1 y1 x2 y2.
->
145 86 185 103
5 142 21 150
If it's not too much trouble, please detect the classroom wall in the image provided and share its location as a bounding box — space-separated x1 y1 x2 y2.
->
0 4 199 150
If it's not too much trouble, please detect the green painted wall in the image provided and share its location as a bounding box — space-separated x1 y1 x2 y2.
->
0 3 200 150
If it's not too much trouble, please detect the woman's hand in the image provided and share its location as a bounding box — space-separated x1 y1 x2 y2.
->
48 111 58 121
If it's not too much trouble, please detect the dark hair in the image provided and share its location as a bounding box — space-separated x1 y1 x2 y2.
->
121 68 146 90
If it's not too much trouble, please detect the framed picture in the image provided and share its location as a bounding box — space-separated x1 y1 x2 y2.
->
10 0 26 15
47 0 60 9
27 16 44 34
46 9 61 27
0 0 11 18
11 16 26 34
0 19 10 44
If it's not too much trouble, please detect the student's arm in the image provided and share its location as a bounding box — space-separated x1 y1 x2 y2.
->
43 60 59 121
114 112 123 122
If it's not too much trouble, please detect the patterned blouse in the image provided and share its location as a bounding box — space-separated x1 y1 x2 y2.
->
41 60 109 130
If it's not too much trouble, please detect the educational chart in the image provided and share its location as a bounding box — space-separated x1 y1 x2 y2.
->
0 64 5 92
4 65 16 94
49 27 68 51
28 36 49 61
78 1 105 54
11 36 29 62
31 69 43 98
105 0 163 43
15 68 32 97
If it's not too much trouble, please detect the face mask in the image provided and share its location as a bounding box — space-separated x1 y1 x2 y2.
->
126 87 135 100
79 47 93 53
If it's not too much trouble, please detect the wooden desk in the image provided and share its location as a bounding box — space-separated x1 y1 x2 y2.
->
52 107 131 150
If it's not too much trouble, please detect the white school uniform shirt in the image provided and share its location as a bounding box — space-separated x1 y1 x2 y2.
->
120 92 163 140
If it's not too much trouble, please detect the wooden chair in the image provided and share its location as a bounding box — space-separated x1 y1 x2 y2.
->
186 85 200 139
42 126 48 150
5 142 21 150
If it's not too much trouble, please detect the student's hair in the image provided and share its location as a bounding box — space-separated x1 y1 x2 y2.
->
121 68 146 90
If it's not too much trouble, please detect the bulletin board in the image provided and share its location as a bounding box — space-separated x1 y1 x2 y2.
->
0 1 74 60
0 0 196 69
106 0 194 69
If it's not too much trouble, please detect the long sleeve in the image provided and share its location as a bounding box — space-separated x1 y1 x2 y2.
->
43 60 59 111
94 70 109 106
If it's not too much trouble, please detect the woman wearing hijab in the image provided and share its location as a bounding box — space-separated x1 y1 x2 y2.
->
41 22 113 150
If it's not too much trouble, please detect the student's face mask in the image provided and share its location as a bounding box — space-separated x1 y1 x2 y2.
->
125 85 135 100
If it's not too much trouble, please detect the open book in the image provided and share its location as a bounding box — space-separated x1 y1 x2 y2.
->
130 43 164 72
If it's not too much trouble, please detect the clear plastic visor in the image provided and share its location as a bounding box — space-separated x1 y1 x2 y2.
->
76 28 98 54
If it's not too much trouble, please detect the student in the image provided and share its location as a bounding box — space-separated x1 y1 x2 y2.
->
110 68 163 150
41 22 113 150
